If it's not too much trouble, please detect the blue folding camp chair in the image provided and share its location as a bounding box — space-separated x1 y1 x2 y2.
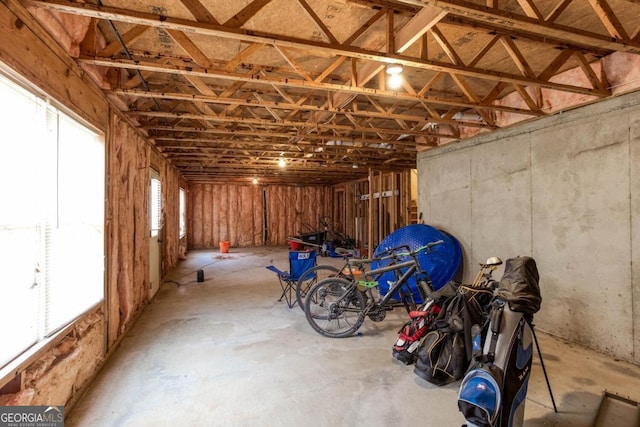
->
266 250 317 308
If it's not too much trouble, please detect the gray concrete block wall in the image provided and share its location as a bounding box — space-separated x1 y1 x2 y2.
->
417 91 640 364
631 112 640 364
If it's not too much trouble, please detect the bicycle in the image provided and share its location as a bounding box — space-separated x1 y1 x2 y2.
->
295 251 365 310
295 264 342 311
303 240 444 338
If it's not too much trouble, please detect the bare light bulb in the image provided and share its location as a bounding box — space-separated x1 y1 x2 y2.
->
388 73 403 89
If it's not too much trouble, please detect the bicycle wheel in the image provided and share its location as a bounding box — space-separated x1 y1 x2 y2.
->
296 265 341 310
304 277 366 338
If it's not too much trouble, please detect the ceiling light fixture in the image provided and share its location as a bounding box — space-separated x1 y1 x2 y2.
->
278 158 286 168
388 73 402 89
386 63 403 75
386 63 403 89
252 177 258 184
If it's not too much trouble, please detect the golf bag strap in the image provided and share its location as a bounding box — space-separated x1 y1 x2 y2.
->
486 302 504 363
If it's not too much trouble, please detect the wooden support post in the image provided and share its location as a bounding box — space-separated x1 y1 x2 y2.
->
368 168 373 258
377 170 383 248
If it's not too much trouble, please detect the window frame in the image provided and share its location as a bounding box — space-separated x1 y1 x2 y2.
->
0 64 105 371
179 187 186 239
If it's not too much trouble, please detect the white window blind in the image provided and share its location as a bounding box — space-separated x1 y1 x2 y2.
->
179 188 186 238
0 68 104 368
150 170 161 237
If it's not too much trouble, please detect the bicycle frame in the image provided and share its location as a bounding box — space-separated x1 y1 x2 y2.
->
344 243 436 314
303 240 443 338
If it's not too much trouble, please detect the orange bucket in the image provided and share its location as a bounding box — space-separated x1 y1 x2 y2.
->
220 241 229 253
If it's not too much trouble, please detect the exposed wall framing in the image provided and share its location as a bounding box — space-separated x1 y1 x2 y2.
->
334 169 415 254
188 184 332 248
188 183 264 248
265 185 332 246
0 0 181 409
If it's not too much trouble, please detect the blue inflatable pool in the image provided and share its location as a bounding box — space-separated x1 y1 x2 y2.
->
372 224 462 303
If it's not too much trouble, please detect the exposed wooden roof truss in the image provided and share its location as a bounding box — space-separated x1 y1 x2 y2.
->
21 0 640 184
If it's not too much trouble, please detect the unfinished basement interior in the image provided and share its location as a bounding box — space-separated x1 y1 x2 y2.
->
1 0 640 425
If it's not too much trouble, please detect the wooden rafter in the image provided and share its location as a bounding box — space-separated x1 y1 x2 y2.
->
109 85 540 119
393 0 640 52
30 0 614 95
273 46 314 82
179 0 219 24
500 35 535 79
586 0 629 40
166 29 213 69
342 8 387 46
20 0 640 184
223 0 273 28
223 42 264 72
430 26 463 65
296 0 339 44
81 52 607 99
515 0 542 20
98 24 148 57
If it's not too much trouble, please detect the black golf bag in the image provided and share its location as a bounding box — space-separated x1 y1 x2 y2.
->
458 256 541 427
413 283 495 385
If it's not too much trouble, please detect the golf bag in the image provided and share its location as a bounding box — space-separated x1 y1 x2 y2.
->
457 256 541 427
392 301 441 365
413 284 494 385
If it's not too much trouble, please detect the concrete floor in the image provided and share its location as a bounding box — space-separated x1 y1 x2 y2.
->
67 247 640 427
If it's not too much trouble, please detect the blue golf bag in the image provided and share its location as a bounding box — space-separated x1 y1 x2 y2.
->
457 257 541 427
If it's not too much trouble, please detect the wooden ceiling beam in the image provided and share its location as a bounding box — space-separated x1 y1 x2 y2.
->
545 0 572 23
393 5 448 53
166 29 214 69
132 109 467 136
273 46 314 82
179 0 219 24
156 141 417 156
314 56 347 83
223 42 265 72
515 0 542 20
115 48 602 97
513 84 541 113
32 0 612 96
586 0 629 40
91 56 601 108
223 0 273 28
430 26 463 65
111 84 539 120
393 0 640 53
500 35 535 79
341 8 388 47
98 24 148 57
296 0 339 44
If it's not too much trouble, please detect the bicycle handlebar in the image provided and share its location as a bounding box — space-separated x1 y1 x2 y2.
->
348 239 444 266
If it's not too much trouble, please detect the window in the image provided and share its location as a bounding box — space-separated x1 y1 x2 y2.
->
150 169 161 237
0 68 104 368
179 188 186 238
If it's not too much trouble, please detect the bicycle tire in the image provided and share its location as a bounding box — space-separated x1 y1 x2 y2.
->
296 265 341 311
304 277 366 338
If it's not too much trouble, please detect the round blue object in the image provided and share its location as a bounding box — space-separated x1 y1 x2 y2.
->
372 224 462 302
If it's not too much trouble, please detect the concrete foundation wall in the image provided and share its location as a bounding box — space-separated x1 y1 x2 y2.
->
417 91 640 364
